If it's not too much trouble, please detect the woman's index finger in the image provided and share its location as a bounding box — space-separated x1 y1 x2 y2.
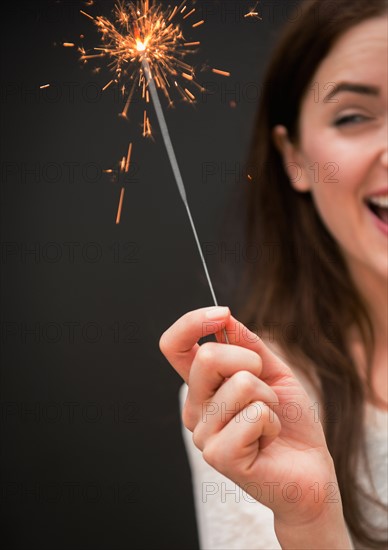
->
217 314 293 383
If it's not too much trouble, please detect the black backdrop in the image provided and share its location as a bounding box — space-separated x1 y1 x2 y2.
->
1 1 297 548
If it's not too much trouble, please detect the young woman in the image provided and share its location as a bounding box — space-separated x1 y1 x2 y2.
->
159 1 388 548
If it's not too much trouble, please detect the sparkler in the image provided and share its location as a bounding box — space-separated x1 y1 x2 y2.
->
77 0 264 343
141 56 229 343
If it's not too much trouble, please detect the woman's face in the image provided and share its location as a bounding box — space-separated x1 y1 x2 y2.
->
275 16 388 282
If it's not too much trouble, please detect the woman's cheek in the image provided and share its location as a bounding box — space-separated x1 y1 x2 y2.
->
308 165 360 248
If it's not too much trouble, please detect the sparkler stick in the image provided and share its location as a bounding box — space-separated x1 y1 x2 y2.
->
74 0 238 343
142 58 229 344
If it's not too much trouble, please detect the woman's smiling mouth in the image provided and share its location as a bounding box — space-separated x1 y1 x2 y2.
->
364 190 388 234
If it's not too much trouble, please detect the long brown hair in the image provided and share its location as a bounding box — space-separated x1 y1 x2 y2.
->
231 0 388 547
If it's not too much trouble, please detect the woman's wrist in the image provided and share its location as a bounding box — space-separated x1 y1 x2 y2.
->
274 503 353 549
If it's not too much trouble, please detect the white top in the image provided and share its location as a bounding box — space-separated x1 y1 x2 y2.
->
178 355 387 549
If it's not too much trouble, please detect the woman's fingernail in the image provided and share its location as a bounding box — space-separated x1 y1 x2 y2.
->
205 306 229 320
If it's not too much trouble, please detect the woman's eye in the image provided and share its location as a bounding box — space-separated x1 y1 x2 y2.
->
333 114 371 127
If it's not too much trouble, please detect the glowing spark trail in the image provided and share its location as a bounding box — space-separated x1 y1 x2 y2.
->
78 0 231 121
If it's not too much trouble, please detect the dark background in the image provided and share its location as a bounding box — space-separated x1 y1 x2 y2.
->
1 1 296 548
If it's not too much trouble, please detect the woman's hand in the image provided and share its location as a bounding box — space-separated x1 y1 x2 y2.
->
159 306 350 541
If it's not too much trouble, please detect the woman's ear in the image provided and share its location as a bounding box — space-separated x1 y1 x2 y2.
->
272 125 311 193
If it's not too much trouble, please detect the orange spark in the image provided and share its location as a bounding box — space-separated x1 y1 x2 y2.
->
102 79 114 91
80 10 94 20
116 188 125 224
125 143 133 173
183 8 195 19
212 68 231 77
245 2 262 20
184 88 195 101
